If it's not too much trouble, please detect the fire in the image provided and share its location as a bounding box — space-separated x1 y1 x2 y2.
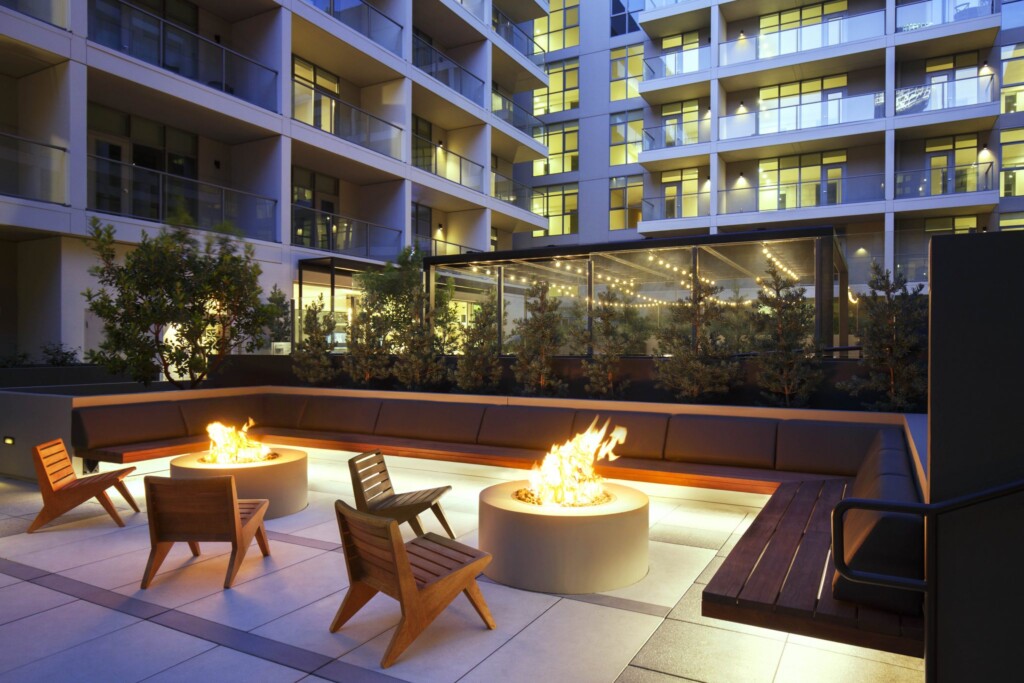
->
200 418 275 465
514 418 627 507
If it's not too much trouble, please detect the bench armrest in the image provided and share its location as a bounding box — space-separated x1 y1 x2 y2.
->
831 497 928 593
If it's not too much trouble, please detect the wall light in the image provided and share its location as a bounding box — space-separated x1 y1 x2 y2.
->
2 437 13 446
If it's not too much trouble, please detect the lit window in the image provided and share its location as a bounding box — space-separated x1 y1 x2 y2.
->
610 110 643 165
1000 211 1024 230
756 150 846 210
534 59 579 115
610 44 644 101
1002 128 1024 197
660 168 705 219
533 121 579 176
1002 44 1024 113
611 0 643 36
531 183 579 237
609 175 643 230
533 0 580 52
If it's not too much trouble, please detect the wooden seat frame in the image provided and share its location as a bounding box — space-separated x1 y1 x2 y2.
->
29 438 139 533
349 450 455 538
141 475 271 589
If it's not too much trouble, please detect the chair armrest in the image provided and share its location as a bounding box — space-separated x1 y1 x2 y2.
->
831 497 928 593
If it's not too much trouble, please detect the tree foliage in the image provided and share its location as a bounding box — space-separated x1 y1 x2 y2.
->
511 282 565 396
454 292 504 393
292 295 339 386
83 218 270 388
266 284 292 344
582 290 633 398
750 260 822 407
840 262 927 412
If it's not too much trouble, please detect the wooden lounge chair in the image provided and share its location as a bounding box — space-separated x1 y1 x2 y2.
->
349 450 455 538
28 438 139 533
140 475 270 589
330 500 495 668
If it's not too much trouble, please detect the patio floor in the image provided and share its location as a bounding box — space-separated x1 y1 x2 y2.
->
0 447 924 682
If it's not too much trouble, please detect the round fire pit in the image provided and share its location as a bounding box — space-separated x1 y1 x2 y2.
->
478 480 649 594
170 448 308 519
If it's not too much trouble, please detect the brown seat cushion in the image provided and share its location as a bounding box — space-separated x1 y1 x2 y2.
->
375 400 485 444
299 396 382 434
262 394 308 429
664 414 777 469
572 410 668 459
776 420 898 476
179 396 266 436
477 405 576 451
72 401 188 450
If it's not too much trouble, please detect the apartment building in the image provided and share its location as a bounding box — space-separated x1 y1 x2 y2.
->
0 0 548 358
519 0 1023 290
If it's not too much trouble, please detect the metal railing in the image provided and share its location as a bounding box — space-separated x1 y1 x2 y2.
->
412 35 484 106
303 0 402 54
896 0 992 32
414 234 480 256
720 92 884 139
894 162 994 197
644 47 710 79
895 75 994 115
720 10 884 66
719 172 886 214
412 135 484 192
292 78 403 159
642 120 711 150
492 172 540 212
292 204 402 260
0 131 67 205
642 193 711 220
87 155 277 241
89 0 278 111
1 0 67 27
492 6 544 64
491 90 545 137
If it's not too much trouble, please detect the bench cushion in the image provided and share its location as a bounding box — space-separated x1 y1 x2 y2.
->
664 415 777 469
179 396 265 436
572 410 668 459
300 396 381 434
73 401 188 450
375 400 485 444
262 394 308 430
776 420 896 476
477 405 575 451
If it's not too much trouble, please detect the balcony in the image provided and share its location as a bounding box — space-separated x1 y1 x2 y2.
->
492 6 544 64
0 132 67 205
719 172 885 214
719 10 885 67
642 193 711 220
894 162 995 198
87 156 277 241
292 205 402 260
896 0 993 33
293 78 403 159
492 172 539 212
414 234 480 256
644 47 710 80
1 0 67 27
302 0 402 55
491 90 544 137
413 34 484 106
894 75 994 115
643 120 711 151
454 0 485 21
89 0 278 112
720 92 884 140
412 135 484 192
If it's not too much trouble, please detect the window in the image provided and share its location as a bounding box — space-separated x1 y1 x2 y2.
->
1002 44 1024 113
293 57 341 134
611 0 643 36
534 121 579 176
758 74 846 133
532 183 579 237
757 150 846 210
1000 211 1024 230
610 110 643 165
758 2 847 56
660 168 704 218
610 175 642 230
661 101 703 146
534 59 579 115
534 0 579 52
924 216 977 233
610 44 644 101
660 32 705 76
1002 128 1024 197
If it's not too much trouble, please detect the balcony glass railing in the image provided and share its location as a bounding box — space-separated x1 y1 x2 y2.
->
414 234 480 256
642 193 711 220
720 10 884 66
293 79 403 159
1 0 67 27
303 0 402 54
492 172 540 212
492 7 545 64
896 0 992 32
895 75 994 114
292 205 402 260
89 0 278 111
491 90 545 136
454 0 485 21
0 132 67 205
644 47 710 79
719 172 886 214
720 92 884 139
412 35 485 106
894 162 994 197
645 0 691 7
642 120 711 150
412 135 485 192
87 156 277 241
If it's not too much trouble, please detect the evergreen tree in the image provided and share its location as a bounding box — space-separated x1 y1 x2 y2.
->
343 305 390 385
266 284 292 344
391 282 447 390
292 295 339 385
582 290 631 398
655 277 737 402
750 260 822 407
620 302 654 355
561 298 590 355
840 262 927 412
432 277 461 356
511 282 565 395
454 292 504 393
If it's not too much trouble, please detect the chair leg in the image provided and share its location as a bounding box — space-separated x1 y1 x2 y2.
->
95 491 126 527
380 615 428 669
254 523 271 557
463 580 496 629
187 542 201 556
26 504 63 534
407 515 425 536
141 541 174 588
329 581 378 632
113 480 140 512
430 502 456 539
223 540 251 588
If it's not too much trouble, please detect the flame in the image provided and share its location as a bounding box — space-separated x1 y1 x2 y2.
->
516 418 627 507
201 418 274 465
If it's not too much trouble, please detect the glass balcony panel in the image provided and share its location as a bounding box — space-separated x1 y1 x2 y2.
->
491 90 545 136
642 193 710 220
412 134 485 192
492 7 545 64
894 162 994 197
492 172 541 212
291 204 402 260
719 172 885 214
896 0 992 33
0 132 67 204
292 79 403 158
720 10 884 66
308 0 402 54
412 35 484 106
642 119 710 150
454 0 484 21
644 47 709 79
1 0 68 27
895 75 994 115
413 234 480 256
719 92 884 140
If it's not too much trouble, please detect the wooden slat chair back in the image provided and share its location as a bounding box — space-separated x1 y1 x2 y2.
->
348 450 456 539
331 500 496 668
141 475 271 589
28 438 140 533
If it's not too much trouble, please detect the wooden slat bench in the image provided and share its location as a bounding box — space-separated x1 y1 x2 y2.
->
703 479 924 657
